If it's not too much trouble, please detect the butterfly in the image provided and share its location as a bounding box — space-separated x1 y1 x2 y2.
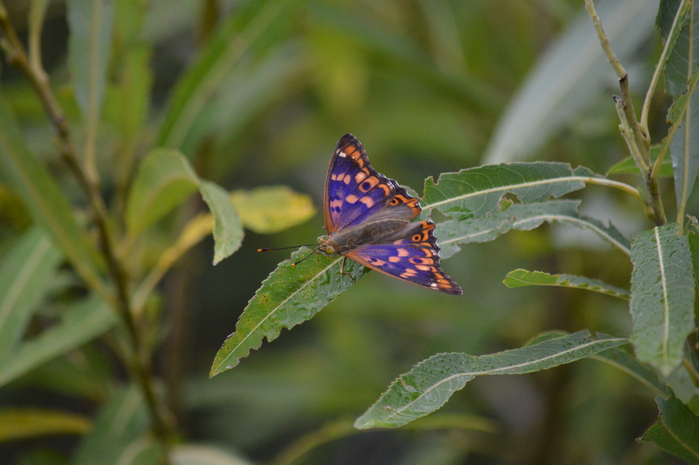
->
317 134 462 295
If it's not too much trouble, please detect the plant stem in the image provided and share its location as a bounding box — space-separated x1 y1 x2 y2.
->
0 4 172 461
585 0 649 161
585 0 667 227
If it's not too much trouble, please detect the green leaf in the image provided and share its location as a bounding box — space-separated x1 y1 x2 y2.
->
658 0 696 99
669 67 699 216
0 228 62 360
210 249 367 377
111 45 153 154
642 395 699 464
504 269 630 300
658 0 699 215
126 148 200 236
484 0 659 162
355 331 627 429
155 0 299 152
0 408 91 442
0 89 108 300
184 42 307 158
230 186 316 234
592 346 669 397
126 149 244 264
73 385 154 465
435 200 630 259
0 295 117 387
607 146 674 177
630 224 696 376
200 181 244 265
688 224 699 288
422 163 597 219
66 0 114 119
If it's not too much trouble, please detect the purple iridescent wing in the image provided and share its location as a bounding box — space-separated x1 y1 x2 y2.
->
345 220 462 295
324 134 421 233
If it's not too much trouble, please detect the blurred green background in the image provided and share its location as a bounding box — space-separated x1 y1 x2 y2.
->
0 0 690 463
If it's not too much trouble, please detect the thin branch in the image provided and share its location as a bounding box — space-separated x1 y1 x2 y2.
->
0 3 173 460
585 0 667 226
585 0 649 161
28 0 49 84
614 95 650 173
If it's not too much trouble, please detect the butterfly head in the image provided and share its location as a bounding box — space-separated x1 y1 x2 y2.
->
317 236 341 256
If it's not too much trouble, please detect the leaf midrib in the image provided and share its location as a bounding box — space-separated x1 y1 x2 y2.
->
0 235 52 330
384 337 627 421
654 227 672 365
212 256 344 372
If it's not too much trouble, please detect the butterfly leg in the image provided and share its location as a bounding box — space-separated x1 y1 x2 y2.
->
339 257 356 283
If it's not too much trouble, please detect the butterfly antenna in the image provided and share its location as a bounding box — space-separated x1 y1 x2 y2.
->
257 244 316 252
292 246 321 266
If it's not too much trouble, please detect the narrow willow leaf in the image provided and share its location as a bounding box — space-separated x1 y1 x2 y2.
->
484 0 659 162
688 226 699 284
669 71 699 215
0 228 62 359
435 200 630 259
504 269 630 300
210 249 367 377
422 163 597 219
200 181 244 265
657 0 691 68
125 148 200 236
0 295 117 387
658 0 699 214
0 90 108 300
592 347 669 397
112 45 153 154
355 331 627 429
66 0 114 118
155 0 298 151
126 149 243 264
0 408 91 441
607 146 674 177
230 186 316 234
73 386 151 465
630 224 696 376
186 42 307 158
642 395 699 464
658 0 695 98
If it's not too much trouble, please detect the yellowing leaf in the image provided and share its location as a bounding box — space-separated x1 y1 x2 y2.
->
0 408 91 441
231 186 316 234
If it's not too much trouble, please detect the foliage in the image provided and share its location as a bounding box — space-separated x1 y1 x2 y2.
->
0 0 698 464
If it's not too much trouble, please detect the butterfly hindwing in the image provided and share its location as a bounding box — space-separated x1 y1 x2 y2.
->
345 220 463 295
324 134 420 233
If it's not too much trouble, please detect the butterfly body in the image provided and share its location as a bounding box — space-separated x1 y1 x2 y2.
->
319 218 410 255
320 134 462 295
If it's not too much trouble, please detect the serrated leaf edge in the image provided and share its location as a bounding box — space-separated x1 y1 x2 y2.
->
210 254 345 375
373 335 627 424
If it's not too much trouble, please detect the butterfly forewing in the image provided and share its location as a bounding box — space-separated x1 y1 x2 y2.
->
324 134 420 233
